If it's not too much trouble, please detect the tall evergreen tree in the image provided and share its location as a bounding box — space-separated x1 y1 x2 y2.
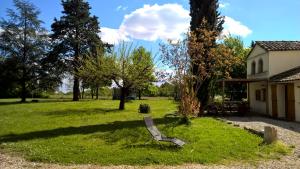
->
0 0 49 102
189 0 224 111
50 0 102 101
190 0 223 33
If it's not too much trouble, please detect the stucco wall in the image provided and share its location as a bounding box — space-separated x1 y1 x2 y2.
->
247 45 269 78
248 45 266 59
249 82 267 114
269 50 300 77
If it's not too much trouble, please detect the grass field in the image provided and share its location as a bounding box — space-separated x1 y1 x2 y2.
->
0 98 291 165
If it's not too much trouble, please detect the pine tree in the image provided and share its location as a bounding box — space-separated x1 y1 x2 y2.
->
50 0 102 101
0 0 49 102
189 0 224 112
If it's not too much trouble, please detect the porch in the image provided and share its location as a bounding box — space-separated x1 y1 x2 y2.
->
214 78 298 122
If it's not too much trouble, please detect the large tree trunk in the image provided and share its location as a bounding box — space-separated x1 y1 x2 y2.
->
73 75 80 101
91 88 94 99
119 87 127 110
96 86 99 100
73 26 80 101
197 78 210 115
138 90 141 100
21 78 26 102
21 13 27 103
81 86 85 99
91 88 95 99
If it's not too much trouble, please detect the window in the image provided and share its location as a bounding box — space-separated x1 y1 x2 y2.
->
262 88 266 102
251 61 256 75
255 90 261 101
255 89 266 101
258 59 263 73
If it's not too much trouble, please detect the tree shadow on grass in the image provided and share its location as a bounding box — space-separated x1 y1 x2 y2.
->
0 101 25 106
123 143 181 151
0 99 74 106
43 108 121 117
0 117 180 144
0 98 112 106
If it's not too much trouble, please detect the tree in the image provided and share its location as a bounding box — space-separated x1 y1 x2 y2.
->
159 82 175 97
50 0 102 101
0 56 20 98
78 46 112 99
131 47 156 100
160 37 200 118
142 84 159 97
188 21 239 114
189 0 224 112
222 35 251 100
190 0 223 33
0 0 49 102
223 35 250 79
110 44 155 110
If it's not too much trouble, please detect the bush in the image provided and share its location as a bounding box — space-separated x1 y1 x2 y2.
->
138 104 151 114
178 82 200 117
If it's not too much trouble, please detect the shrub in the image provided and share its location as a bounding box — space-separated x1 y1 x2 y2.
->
138 104 151 114
178 76 200 117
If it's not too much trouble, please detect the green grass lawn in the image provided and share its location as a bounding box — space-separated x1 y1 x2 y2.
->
0 98 290 165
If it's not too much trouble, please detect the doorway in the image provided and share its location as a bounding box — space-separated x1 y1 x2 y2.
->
285 84 295 121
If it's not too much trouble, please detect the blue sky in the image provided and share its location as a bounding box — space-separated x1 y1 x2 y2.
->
1 0 300 51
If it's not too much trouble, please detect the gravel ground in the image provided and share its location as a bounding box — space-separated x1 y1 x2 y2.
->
1 116 300 169
223 116 300 169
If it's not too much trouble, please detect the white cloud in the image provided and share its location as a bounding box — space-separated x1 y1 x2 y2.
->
222 16 252 37
100 4 190 44
116 5 128 11
219 2 230 9
100 27 129 45
100 4 252 44
120 4 190 41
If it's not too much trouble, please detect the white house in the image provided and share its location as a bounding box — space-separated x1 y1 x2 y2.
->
247 41 300 122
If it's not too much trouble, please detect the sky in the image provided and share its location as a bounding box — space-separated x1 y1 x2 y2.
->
1 0 300 50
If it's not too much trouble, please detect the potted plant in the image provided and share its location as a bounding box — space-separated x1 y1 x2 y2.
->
138 104 151 114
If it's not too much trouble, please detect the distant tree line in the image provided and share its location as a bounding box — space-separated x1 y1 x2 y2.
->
0 0 156 109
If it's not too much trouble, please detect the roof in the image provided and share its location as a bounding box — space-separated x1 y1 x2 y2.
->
270 66 300 82
256 41 300 51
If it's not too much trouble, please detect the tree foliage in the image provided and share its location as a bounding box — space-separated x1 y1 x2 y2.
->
190 0 224 34
0 0 49 101
223 35 250 78
189 0 225 111
50 0 102 101
158 82 174 97
160 25 239 116
222 35 251 100
109 44 155 110
188 21 239 113
78 46 112 99
160 37 200 117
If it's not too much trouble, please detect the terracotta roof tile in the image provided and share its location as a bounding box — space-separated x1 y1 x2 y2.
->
270 66 300 82
256 41 300 51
